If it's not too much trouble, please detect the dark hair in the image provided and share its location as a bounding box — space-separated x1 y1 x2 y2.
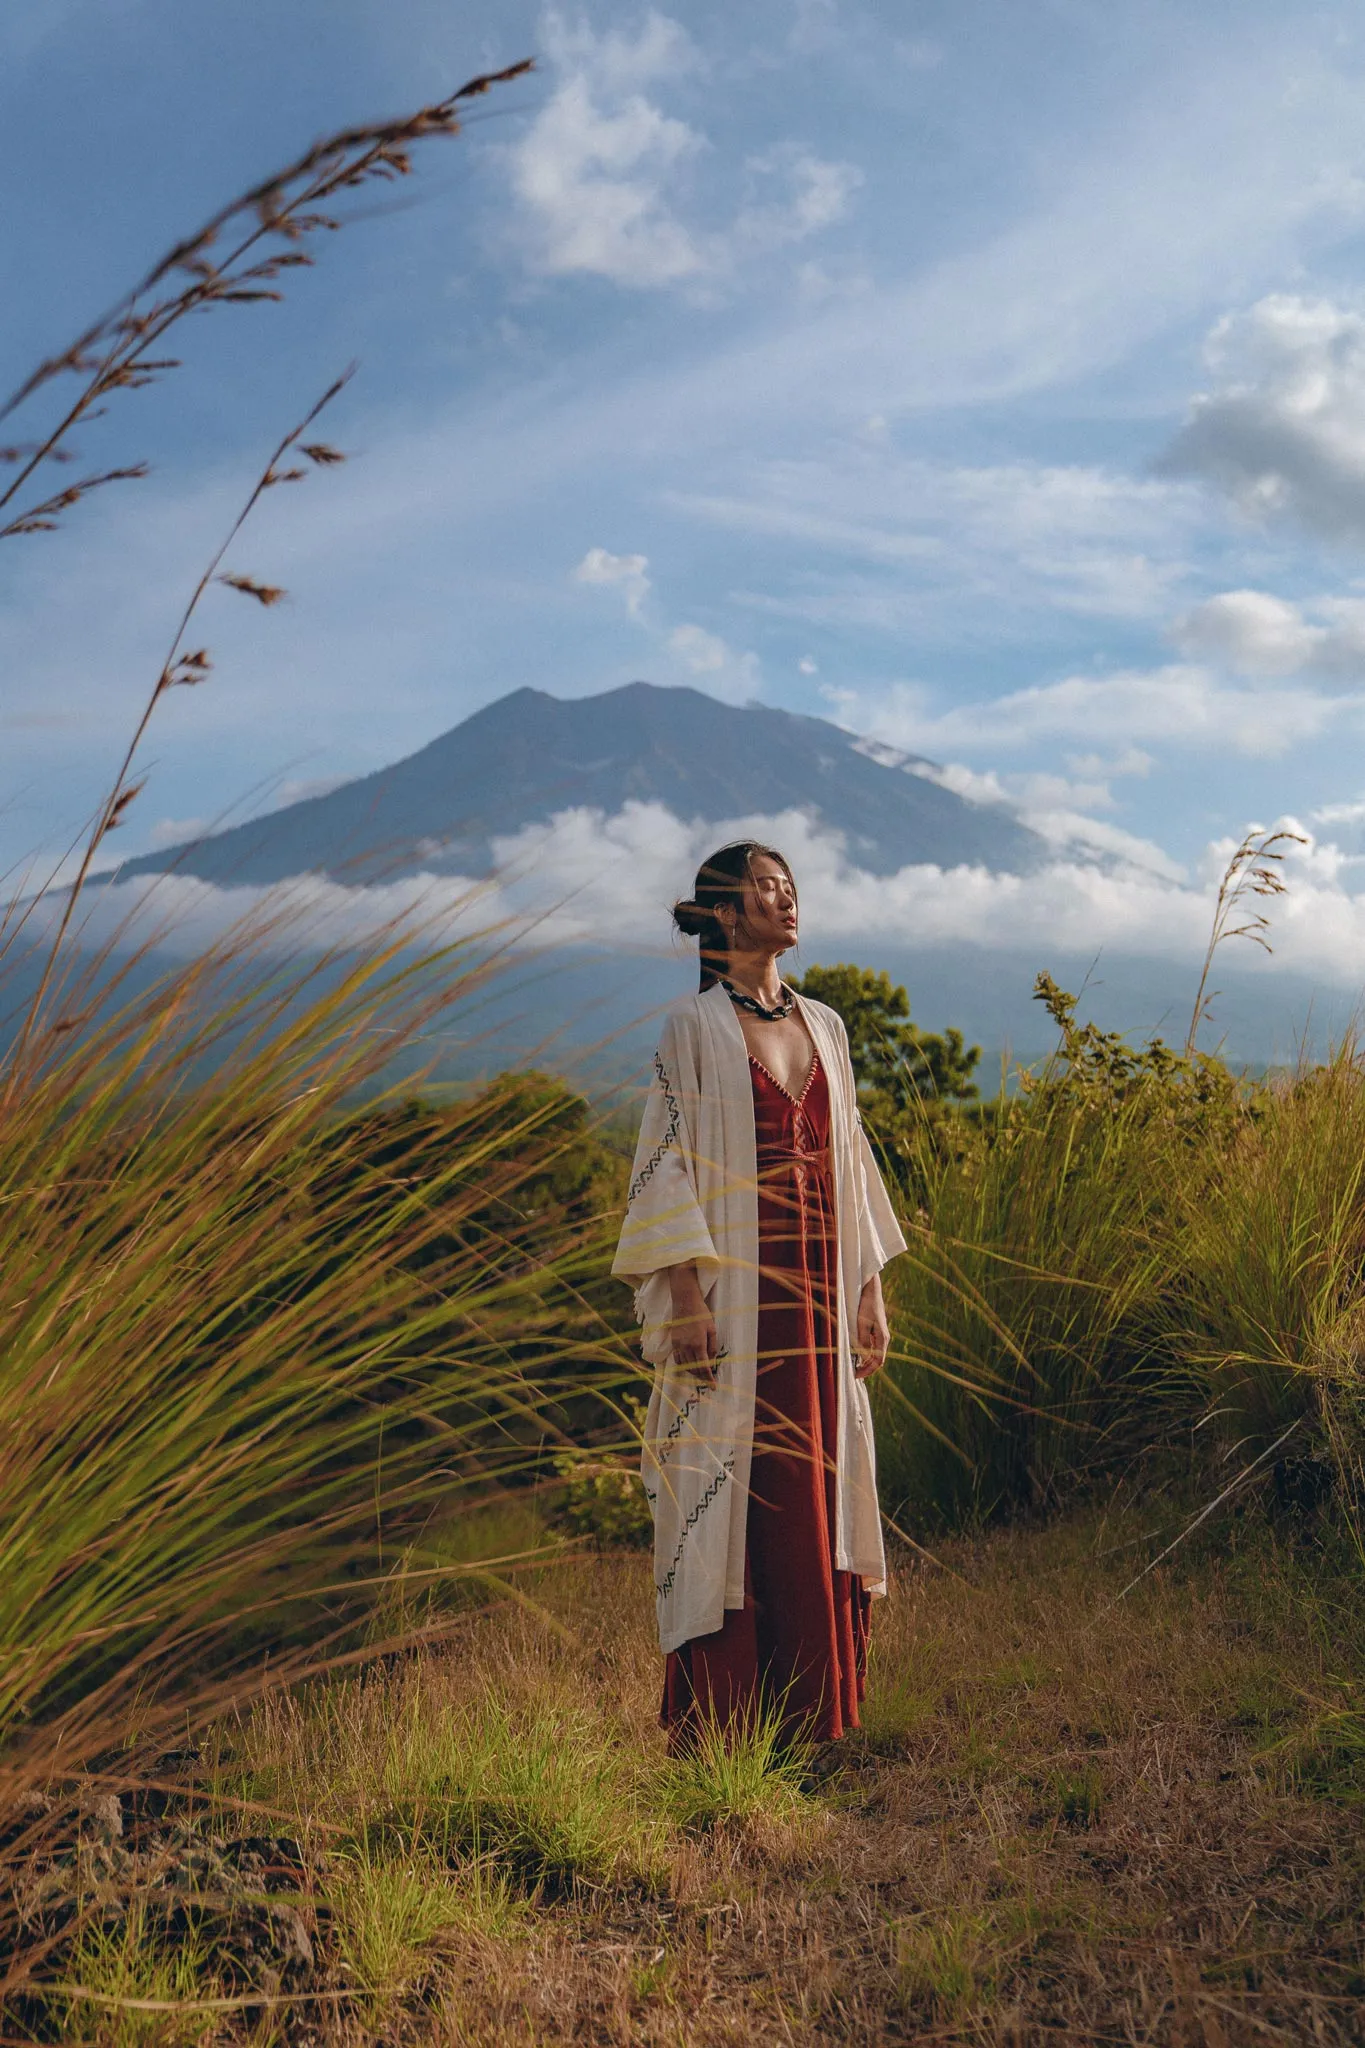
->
671 841 796 991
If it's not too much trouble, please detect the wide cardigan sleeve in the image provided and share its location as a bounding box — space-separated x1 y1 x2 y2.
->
811 1002 908 1286
611 1012 718 1366
856 1123 907 1284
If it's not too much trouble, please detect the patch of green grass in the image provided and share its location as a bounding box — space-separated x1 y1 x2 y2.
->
983 1652 1045 1696
426 1694 661 1895
895 1908 993 2018
1231 1669 1298 1732
330 1843 522 1998
893 1878 1097 2026
55 1904 227 2048
659 1703 816 1834
1274 1705 1365 1803
1045 1763 1103 1828
948 1722 1012 1790
629 1945 674 2003
239 1673 665 1903
855 1671 936 1753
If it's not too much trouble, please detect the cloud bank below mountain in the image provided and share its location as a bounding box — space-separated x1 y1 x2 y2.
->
81 800 1365 1005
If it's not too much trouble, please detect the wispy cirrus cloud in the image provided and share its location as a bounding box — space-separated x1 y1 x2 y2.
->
674 454 1201 635
829 664 1361 763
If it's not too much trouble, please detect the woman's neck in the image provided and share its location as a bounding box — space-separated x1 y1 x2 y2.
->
722 949 785 1007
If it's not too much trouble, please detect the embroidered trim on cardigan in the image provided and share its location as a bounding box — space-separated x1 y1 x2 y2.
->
649 1340 728 1476
653 1381 703 1466
654 1458 734 1602
626 1050 681 1206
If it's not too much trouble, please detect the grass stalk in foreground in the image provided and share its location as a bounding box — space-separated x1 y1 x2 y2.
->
0 913 632 1854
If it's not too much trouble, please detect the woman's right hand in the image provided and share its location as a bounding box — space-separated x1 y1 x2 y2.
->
667 1264 719 1384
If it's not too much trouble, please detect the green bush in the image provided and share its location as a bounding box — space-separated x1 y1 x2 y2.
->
553 1397 653 1548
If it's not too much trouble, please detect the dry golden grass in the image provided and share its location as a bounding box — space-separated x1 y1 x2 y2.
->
28 1500 1365 2047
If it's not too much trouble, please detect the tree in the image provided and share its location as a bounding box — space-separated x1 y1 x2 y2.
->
788 963 980 1111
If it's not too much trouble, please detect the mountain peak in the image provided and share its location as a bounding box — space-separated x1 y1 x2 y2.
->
117 681 1046 887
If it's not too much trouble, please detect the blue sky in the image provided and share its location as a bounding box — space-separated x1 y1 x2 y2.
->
10 1 1365 989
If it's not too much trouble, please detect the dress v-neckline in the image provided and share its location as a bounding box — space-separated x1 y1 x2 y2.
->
748 1049 820 1109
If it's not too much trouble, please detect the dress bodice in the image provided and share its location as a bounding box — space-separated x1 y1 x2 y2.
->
748 1051 831 1198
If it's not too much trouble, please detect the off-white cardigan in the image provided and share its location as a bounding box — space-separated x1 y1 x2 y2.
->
612 984 907 1655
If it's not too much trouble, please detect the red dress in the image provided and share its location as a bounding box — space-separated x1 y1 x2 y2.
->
661 1052 870 1747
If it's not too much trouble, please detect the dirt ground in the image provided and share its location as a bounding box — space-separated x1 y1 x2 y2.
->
391 1510 1365 2047
18 1506 1365 2047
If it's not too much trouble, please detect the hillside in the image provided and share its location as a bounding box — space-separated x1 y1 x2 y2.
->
114 682 1048 887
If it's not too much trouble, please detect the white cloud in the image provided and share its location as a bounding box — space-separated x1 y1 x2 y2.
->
834 663 1360 761
505 11 859 292
272 774 350 807
71 801 1365 993
667 623 761 701
1065 749 1154 780
1172 586 1365 680
734 147 862 250
788 0 838 54
509 13 704 288
1023 810 1186 881
569 556 759 702
894 38 943 71
147 815 210 849
572 545 652 616
633 35 1365 431
668 623 728 672
899 759 1183 881
1162 296 1365 540
1314 796 1365 828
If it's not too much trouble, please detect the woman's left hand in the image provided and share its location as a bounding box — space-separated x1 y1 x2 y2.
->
855 1273 889 1380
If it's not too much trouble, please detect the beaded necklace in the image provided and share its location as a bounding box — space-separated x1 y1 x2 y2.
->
720 976 795 1022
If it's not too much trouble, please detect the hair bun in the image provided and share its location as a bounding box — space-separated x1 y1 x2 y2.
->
671 897 711 938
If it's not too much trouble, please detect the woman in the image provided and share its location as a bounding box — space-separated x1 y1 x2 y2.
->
613 841 906 1747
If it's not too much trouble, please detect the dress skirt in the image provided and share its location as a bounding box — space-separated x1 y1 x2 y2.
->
661 1051 870 1748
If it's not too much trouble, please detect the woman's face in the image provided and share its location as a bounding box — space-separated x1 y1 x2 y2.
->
734 853 798 955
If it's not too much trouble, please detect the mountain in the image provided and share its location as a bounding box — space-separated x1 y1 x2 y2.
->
115 682 1048 886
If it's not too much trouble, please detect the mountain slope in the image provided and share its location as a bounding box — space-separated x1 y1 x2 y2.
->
116 682 1047 885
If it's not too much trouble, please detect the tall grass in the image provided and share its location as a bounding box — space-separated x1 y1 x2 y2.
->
1154 1044 1365 1504
874 1071 1171 1526
0 924 630 1822
0 60 633 1893
875 976 1365 1536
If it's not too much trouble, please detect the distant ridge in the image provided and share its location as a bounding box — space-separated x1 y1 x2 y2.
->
116 681 1048 886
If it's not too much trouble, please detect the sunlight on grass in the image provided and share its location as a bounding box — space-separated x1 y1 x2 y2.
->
895 1907 992 2019
330 1843 522 1997
856 1668 936 1753
659 1701 816 1834
236 1669 666 1901
57 1904 226 2048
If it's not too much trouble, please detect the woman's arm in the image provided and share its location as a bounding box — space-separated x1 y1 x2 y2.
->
667 1261 718 1385
855 1269 889 1380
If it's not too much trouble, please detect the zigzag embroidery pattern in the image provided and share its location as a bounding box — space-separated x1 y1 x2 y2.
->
653 1384 704 1467
627 1051 680 1206
651 1339 728 1463
655 1458 735 1602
